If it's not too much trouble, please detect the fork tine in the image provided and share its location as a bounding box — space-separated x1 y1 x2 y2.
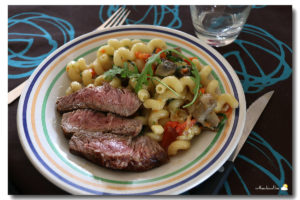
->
105 8 126 28
115 10 131 27
103 7 123 26
111 9 130 27
97 7 123 30
111 9 127 27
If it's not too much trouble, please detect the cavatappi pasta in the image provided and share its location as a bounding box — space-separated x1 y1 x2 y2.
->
64 38 239 156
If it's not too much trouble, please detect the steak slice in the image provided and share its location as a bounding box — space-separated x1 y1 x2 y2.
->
56 83 141 117
69 132 168 171
61 109 142 138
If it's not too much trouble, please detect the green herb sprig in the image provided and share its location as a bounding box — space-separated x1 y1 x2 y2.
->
104 62 139 81
134 52 161 93
135 49 201 108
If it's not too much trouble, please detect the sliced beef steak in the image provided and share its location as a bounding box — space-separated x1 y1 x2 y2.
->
61 109 142 138
56 83 141 117
69 132 168 171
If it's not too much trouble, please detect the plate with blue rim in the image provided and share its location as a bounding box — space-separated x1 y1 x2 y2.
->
17 24 246 195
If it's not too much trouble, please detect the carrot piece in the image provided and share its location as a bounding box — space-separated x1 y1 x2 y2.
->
183 58 191 65
164 121 180 129
183 57 198 65
203 122 211 128
89 68 96 78
200 87 205 94
224 105 232 117
135 52 140 58
155 48 162 53
155 48 166 59
189 57 198 61
161 118 196 150
100 49 106 53
160 52 166 59
176 119 196 136
135 52 151 60
181 68 189 74
140 53 151 60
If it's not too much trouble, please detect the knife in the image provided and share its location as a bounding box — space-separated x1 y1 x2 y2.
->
187 90 274 195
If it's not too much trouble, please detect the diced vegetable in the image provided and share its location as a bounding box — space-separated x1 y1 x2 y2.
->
89 68 97 78
183 58 191 65
175 118 196 136
161 121 179 150
135 52 151 61
155 59 177 77
187 93 217 126
161 118 196 150
200 87 205 94
205 112 220 128
155 48 166 59
223 105 232 117
183 57 198 65
175 65 191 77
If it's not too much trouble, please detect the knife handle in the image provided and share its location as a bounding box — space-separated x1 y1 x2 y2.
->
188 161 234 195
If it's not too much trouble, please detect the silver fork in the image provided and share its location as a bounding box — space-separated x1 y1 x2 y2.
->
8 7 130 104
96 7 130 30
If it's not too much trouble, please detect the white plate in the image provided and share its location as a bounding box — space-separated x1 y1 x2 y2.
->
17 25 246 195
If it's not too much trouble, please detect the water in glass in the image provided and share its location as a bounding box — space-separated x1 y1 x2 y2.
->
190 6 251 47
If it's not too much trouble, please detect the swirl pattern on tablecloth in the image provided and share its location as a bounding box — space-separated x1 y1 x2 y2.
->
8 12 75 79
252 6 267 9
8 6 292 195
223 131 292 195
223 24 292 93
99 5 182 29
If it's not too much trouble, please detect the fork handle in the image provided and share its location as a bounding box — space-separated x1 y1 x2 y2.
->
8 80 28 104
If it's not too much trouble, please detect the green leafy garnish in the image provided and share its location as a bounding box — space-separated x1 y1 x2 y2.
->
128 61 139 74
135 49 201 108
104 62 139 81
134 51 162 93
166 51 183 62
120 62 132 78
104 66 123 81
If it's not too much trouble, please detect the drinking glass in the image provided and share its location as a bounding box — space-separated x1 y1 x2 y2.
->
190 5 251 47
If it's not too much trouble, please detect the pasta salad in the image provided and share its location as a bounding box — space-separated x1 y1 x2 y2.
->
65 38 239 156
